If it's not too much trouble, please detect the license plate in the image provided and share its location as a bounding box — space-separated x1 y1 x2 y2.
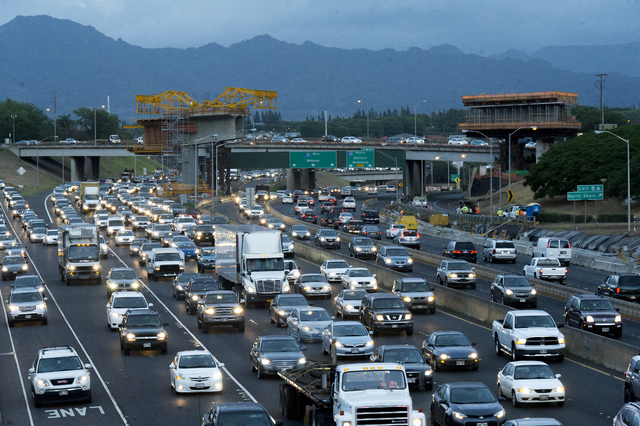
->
25 315 31 319
59 390 68 396
143 343 151 348
519 299 526 302
560 251 566 254
414 305 425 309
602 327 609 332
195 383 205 389
456 361 465 366
351 348 360 354
478 423 488 426
392 324 398 328
540 395 549 400
539 349 547 354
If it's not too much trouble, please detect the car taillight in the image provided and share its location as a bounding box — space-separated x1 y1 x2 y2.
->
564 269 568 274
515 249 517 254
492 249 497 253
470 250 477 254
453 250 462 254
617 288 621 293
539 268 544 274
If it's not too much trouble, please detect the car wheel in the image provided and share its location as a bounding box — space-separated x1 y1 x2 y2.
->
161 344 168 355
237 322 245 333
257 366 264 379
331 345 338 365
494 336 502 356
123 345 131 356
371 324 379 337
500 294 505 305
406 328 413 336
511 344 519 361
511 390 520 407
41 316 48 325
497 383 503 397
625 387 636 403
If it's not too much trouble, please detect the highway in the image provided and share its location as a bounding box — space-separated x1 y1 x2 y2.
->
0 187 628 426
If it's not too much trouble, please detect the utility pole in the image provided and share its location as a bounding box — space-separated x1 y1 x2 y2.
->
52 92 58 142
595 73 607 127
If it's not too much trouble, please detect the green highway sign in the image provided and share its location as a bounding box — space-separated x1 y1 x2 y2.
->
577 184 604 192
289 151 336 169
346 150 375 168
567 191 604 201
450 174 459 182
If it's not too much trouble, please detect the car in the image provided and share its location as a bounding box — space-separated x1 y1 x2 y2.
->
12 274 45 294
443 241 478 263
192 224 214 246
504 419 563 426
284 259 301 284
376 245 414 272
171 272 200 300
564 293 622 337
370 345 433 390
299 209 317 223
430 382 506 426
319 210 341 228
0 233 18 249
314 228 341 249
29 226 47 243
406 136 425 144
6 287 48 326
341 136 362 143
105 267 141 297
597 274 640 302
334 289 367 318
490 274 537 308
258 214 274 226
131 215 150 231
196 290 245 333
436 259 477 289
114 229 135 246
394 230 421 249
287 307 333 342
348 236 377 259
342 219 364 234
387 185 396 192
106 216 125 237
392 277 435 313
201 402 283 426
625 355 640 402
338 212 353 224
281 234 295 258
129 237 148 256
497 361 565 407
367 186 378 195
411 196 428 207
169 349 223 394
341 267 378 292
266 218 286 230
269 293 311 327
197 246 216 273
1 254 28 280
250 335 307 379
294 201 309 215
524 141 536 149
470 139 489 146
361 208 380 223
109 134 121 143
175 241 199 260
483 239 517 263
290 224 311 240
138 241 161 265
6 243 26 258
385 223 407 239
28 346 92 407
321 135 339 142
118 308 169 355
421 331 479 371
105 291 151 329
320 259 350 283
342 196 356 210
322 321 374 362
360 292 413 336
447 137 469 145
282 195 294 204
361 225 382 240
614 403 640 426
184 276 220 314
294 273 331 298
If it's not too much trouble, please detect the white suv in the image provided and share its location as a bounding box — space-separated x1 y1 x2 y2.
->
106 291 152 329
28 346 92 407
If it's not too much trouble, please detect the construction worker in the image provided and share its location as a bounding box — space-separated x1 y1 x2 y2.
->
497 207 503 217
379 371 398 389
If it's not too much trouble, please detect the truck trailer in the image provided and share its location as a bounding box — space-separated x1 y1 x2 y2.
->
79 182 101 213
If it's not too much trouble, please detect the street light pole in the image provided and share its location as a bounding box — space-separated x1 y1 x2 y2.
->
216 140 233 198
595 130 631 232
463 129 494 223
414 100 426 137
357 100 369 140
508 126 536 210
10 114 17 143
377 150 399 203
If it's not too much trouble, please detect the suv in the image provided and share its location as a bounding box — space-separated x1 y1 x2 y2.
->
361 209 380 223
184 276 220 314
483 239 517 263
385 223 407 239
490 274 537 308
6 287 48 326
624 355 640 403
28 346 92 407
119 308 169 355
442 241 477 263
376 245 413 272
197 246 216 273
196 290 245 333
564 293 622 337
436 260 477 289
105 267 141 297
392 277 435 314
597 274 640 302
314 229 341 249
360 293 413 336
202 402 283 426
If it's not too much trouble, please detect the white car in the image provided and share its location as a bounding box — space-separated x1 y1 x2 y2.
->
338 213 353 224
282 195 294 204
284 259 301 283
406 137 425 144
385 223 407 239
334 289 367 318
448 137 468 145
94 213 109 228
341 136 362 144
320 259 351 283
342 197 357 210
411 197 428 207
43 229 59 245
341 267 378 292
497 361 565 407
105 291 151 329
290 138 307 143
170 350 224 394
114 230 135 246
367 187 378 195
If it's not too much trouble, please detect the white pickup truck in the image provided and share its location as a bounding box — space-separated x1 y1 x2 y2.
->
493 310 565 362
522 257 567 284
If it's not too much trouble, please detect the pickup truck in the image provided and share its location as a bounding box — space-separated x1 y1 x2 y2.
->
493 310 565 362
522 257 567 284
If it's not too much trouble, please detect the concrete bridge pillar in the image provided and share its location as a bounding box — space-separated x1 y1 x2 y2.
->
287 169 301 190
405 159 421 198
70 156 85 182
87 156 100 180
286 169 316 191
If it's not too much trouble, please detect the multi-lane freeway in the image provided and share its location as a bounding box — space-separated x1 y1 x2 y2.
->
0 187 630 426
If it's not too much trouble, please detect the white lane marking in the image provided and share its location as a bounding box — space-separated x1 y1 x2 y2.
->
2 197 129 425
44 193 53 223
108 250 258 403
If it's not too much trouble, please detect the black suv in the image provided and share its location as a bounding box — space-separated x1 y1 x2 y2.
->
192 224 214 246
361 209 380 223
360 293 413 336
184 276 220 314
597 274 640 302
119 309 169 355
564 293 622 338
319 211 341 228
442 241 478 263
196 290 245 333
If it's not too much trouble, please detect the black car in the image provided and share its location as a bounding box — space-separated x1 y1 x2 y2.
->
249 335 307 379
361 225 382 240
314 229 340 249
172 272 200 300
342 219 364 234
370 344 433 390
430 382 506 426
564 293 622 337
196 290 245 333
269 294 311 327
139 242 162 266
184 276 220 314
118 308 169 355
192 224 214 246
300 209 317 223
348 236 377 259
105 267 141 297
361 209 380 223
442 241 478 263
290 224 311 240
202 402 283 426
129 238 148 256
319 211 341 228
360 293 413 336
421 330 479 371
597 274 640 302
197 246 216 273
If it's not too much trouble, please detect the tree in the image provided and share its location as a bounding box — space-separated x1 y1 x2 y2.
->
73 108 120 140
0 99 53 141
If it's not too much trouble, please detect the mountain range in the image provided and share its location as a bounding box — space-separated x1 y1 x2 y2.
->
2 15 639 122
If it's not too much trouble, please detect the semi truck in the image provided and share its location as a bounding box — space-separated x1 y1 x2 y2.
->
58 224 102 285
214 225 288 307
79 182 101 213
278 362 426 426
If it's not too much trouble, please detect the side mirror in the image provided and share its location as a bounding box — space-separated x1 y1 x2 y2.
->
169 364 175 370
118 324 125 328
149 303 154 308
43 297 48 301
28 367 35 375
163 322 170 327
300 346 307 351
556 373 562 379
471 342 477 346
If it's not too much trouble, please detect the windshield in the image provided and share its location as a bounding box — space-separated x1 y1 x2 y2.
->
110 269 137 280
536 259 561 266
383 348 423 363
342 370 406 391
333 324 368 337
515 315 556 328
342 290 366 300
299 310 331 321
204 293 236 304
155 252 182 262
373 298 405 309
3 257 24 265
38 356 83 373
201 247 215 256
155 224 171 231
300 274 327 283
192 282 219 292
172 236 190 243
495 242 515 249
68 245 99 261
127 314 162 327
435 333 471 347
349 269 372 278
513 364 555 380
178 354 216 368
580 299 615 311
448 261 472 271
403 281 428 292
450 387 497 404
11 292 42 303
279 295 309 307
353 238 372 245
386 248 409 257
246 258 284 272
197 225 213 232
503 277 532 287
618 276 640 287
327 261 349 269
14 276 41 287
211 217 228 224
108 220 124 227
177 242 196 248
320 230 337 237
261 339 300 352
112 297 147 309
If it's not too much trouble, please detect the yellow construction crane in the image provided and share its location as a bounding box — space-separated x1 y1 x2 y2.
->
136 87 277 114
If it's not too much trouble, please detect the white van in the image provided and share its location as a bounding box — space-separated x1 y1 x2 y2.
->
106 217 126 237
533 237 572 266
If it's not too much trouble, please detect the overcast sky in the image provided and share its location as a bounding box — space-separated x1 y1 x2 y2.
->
2 0 639 55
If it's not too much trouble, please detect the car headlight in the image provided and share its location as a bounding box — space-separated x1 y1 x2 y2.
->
302 326 310 331
427 296 435 302
157 332 166 340
469 352 478 359
36 379 49 388
246 286 256 293
449 273 458 279
616 315 622 323
518 387 532 394
298 358 306 364
555 386 565 393
439 353 450 360
405 313 412 320
1 267 7 272
334 341 343 348
336 237 340 241
403 296 412 302
515 338 527 345
531 289 537 295
233 307 243 314
93 264 101 270
8 304 19 312
205 308 215 315
505 289 514 295
68 265 76 271
365 340 374 347
355 247 362 252
320 237 325 242
191 295 199 301
375 314 384 321
586 315 594 323
77 374 89 385
126 333 136 341
495 409 506 419
110 312 122 318
283 283 290 292
452 411 467 420
469 273 476 278
558 336 565 344
108 283 118 289
260 358 271 365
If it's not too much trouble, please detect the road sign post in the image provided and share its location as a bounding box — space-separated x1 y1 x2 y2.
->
289 151 337 169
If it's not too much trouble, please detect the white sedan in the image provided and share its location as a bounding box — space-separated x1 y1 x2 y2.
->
497 361 565 407
282 195 294 204
114 230 136 246
170 350 224 394
43 229 59 245
385 223 407 239
341 136 362 143
320 259 351 283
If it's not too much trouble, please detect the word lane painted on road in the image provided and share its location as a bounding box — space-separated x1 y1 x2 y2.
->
289 151 336 168
45 406 105 419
